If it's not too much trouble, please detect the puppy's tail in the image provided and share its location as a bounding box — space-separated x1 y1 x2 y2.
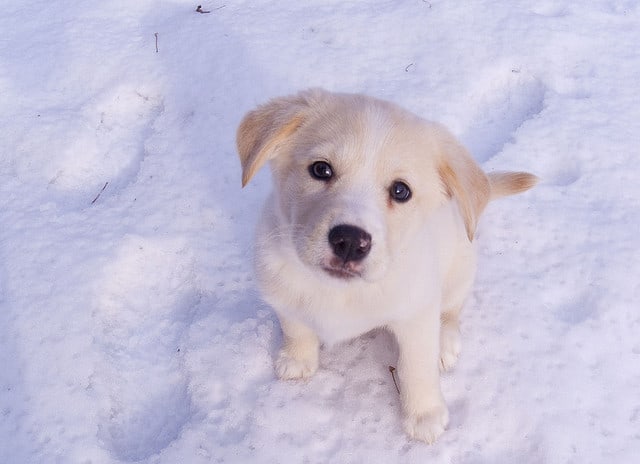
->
488 171 539 201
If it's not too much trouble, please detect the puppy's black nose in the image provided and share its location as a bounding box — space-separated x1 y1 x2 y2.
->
328 224 372 262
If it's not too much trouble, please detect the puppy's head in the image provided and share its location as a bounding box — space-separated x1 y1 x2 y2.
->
237 89 489 282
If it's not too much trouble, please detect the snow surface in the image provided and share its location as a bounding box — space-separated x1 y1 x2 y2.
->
1 0 639 462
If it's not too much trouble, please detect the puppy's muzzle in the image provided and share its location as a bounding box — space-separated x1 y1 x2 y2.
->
328 224 372 263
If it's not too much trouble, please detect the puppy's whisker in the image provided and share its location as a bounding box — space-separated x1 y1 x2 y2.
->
260 224 305 245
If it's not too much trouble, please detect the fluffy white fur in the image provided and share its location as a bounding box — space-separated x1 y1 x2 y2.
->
236 88 537 443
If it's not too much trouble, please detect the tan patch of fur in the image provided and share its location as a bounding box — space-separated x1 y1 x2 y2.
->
438 156 490 242
237 95 310 187
488 171 539 200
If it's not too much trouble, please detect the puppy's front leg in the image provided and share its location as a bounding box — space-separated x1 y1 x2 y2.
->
274 314 319 380
390 313 449 444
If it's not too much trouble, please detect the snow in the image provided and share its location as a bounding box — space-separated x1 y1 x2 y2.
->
1 0 639 462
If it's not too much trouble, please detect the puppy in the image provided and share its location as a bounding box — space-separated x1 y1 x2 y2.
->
236 89 537 443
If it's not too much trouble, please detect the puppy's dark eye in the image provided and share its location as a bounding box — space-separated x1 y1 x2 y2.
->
309 161 333 181
390 181 412 203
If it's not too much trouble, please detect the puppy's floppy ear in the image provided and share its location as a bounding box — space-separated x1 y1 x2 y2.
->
237 89 323 187
437 133 490 242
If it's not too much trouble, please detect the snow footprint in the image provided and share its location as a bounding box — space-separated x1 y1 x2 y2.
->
459 70 546 162
17 85 163 209
93 235 199 461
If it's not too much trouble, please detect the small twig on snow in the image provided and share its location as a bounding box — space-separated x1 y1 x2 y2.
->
154 32 159 53
91 182 109 205
389 366 400 394
196 4 225 14
405 63 415 72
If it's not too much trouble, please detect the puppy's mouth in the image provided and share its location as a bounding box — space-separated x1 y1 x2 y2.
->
322 259 363 280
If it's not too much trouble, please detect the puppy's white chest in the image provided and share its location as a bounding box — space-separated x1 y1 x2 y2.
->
259 249 440 345
298 290 396 345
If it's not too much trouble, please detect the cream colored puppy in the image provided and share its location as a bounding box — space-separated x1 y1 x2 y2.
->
237 89 536 444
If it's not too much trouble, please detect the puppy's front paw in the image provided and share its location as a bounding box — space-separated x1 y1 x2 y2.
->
275 348 318 380
403 403 449 444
